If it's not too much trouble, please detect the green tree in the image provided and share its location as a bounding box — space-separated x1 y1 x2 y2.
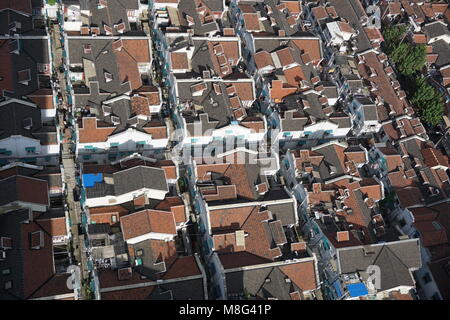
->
409 77 444 125
391 43 426 76
382 25 407 54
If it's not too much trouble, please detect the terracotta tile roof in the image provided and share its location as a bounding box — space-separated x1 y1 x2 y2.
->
364 27 384 42
387 2 402 15
78 117 115 143
338 21 355 34
270 80 297 102
170 52 189 70
396 187 424 208
115 48 142 91
279 260 318 291
254 51 274 69
421 148 449 168
358 51 409 116
291 39 322 63
390 291 413 300
37 216 67 237
122 40 150 63
227 81 255 101
344 149 367 164
215 41 240 66
148 238 177 266
415 221 448 247
11 175 49 206
101 286 155 300
210 206 255 231
326 230 363 249
22 222 54 298
290 291 302 300
243 13 260 31
155 196 186 225
275 47 296 67
142 123 168 139
337 231 350 242
311 6 328 20
136 86 161 105
120 209 177 241
162 256 201 280
29 274 74 299
412 33 427 44
0 0 32 13
385 154 404 172
223 28 235 36
240 117 265 132
283 65 306 87
130 95 151 117
133 195 147 208
213 232 246 252
291 242 307 252
359 179 383 201
27 94 54 110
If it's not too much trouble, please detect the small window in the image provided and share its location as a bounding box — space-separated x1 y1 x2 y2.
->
2 268 11 275
422 273 432 284
4 281 12 290
111 215 117 223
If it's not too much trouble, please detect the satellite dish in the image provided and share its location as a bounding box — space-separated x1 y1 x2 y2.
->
365 5 382 29
366 5 381 18
367 15 381 29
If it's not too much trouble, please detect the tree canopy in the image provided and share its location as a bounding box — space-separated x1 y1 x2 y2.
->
382 25 407 54
382 25 426 75
390 43 426 76
409 77 444 126
382 25 443 125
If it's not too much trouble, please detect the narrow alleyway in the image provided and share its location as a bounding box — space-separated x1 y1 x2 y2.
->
50 21 90 299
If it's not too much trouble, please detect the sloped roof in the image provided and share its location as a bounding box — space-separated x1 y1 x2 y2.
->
337 239 422 291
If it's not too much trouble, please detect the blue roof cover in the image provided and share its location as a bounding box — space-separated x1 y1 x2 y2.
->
332 280 343 298
82 173 103 188
347 282 369 297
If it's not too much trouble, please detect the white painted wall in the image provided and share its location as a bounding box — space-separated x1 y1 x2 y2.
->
86 188 168 208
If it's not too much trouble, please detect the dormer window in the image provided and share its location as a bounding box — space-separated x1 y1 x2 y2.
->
104 24 113 35
98 0 107 9
4 281 12 290
23 117 33 130
111 116 120 125
9 39 20 54
29 231 44 250
0 237 12 249
9 21 21 32
18 69 31 85
186 14 195 26
104 71 113 83
83 44 92 54
115 23 125 34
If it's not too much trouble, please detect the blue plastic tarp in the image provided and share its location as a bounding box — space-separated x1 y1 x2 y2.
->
82 173 103 188
347 282 369 297
333 281 343 298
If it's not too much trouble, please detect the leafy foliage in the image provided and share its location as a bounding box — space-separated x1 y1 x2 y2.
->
382 25 443 125
382 26 426 75
390 43 426 75
409 77 444 125
382 25 407 54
